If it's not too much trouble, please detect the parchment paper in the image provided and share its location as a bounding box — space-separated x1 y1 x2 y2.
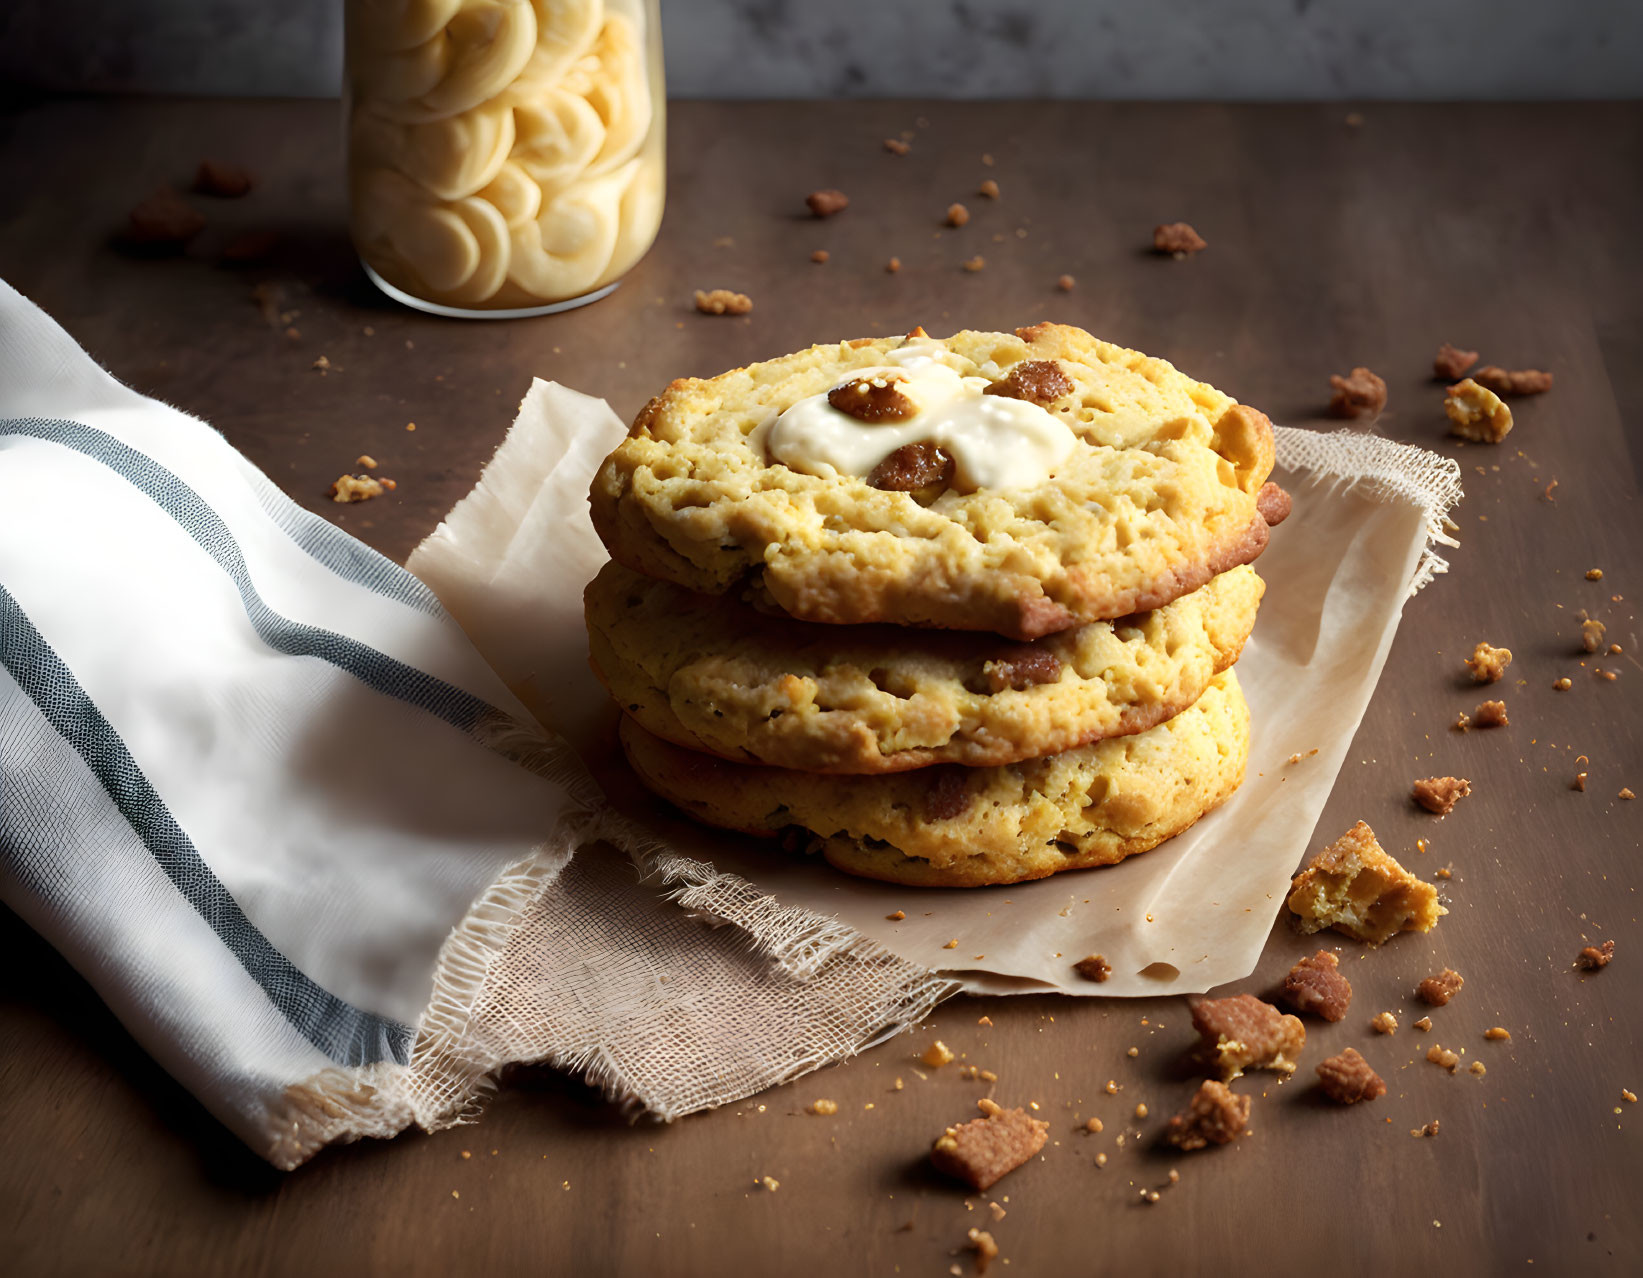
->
410 380 1463 999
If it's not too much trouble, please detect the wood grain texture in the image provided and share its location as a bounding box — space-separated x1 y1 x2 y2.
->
1 98 1640 1277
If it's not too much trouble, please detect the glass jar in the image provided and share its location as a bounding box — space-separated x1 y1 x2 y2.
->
344 0 665 317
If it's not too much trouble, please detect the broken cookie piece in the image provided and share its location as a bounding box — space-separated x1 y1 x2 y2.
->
1465 641 1512 683
930 1099 1049 1191
1417 967 1465 1005
1316 1048 1386 1104
1328 366 1388 420
328 474 384 504
1433 343 1478 380
1446 377 1514 443
1162 1080 1250 1150
1413 776 1471 816
1472 365 1553 396
1474 700 1508 727
1152 221 1206 257
1189 994 1305 1080
694 288 752 315
1581 618 1607 653
1282 950 1353 1022
1287 820 1446 945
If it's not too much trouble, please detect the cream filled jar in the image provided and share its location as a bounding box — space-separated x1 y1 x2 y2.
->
345 0 665 316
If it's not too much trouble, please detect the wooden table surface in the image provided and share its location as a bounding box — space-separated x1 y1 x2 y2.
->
1 98 1640 1278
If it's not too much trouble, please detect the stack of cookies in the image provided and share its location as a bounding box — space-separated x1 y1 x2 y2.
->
584 323 1289 887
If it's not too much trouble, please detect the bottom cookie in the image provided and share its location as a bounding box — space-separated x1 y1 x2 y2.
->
620 670 1250 887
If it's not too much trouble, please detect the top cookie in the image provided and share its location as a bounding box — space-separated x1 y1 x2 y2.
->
590 323 1282 640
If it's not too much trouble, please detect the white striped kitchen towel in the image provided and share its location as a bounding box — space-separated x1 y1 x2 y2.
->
0 279 957 1168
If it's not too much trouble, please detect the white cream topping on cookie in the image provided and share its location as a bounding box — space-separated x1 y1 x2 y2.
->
761 358 1077 492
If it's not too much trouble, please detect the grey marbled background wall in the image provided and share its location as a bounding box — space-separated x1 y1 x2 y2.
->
3 0 1640 99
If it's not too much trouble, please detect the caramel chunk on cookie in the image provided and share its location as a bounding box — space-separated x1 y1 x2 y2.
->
983 360 1074 406
1287 821 1445 945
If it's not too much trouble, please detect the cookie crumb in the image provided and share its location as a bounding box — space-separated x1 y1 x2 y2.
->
1446 378 1514 443
884 138 910 155
966 1228 999 1273
1084 1117 1103 1133
1484 1027 1512 1041
1413 776 1471 815
943 938 958 949
886 257 902 274
922 1040 956 1067
1465 641 1512 683
1316 1047 1386 1104
978 179 1000 199
194 160 254 198
1474 700 1508 727
1469 1061 1487 1077
1152 222 1206 257
1622 1089 1637 1104
1327 366 1388 420
1473 365 1553 396
1415 1016 1432 1032
1426 1044 1460 1073
1282 950 1352 1021
887 910 906 921
806 189 849 217
807 1099 838 1115
1056 274 1075 292
1412 1120 1440 1138
1581 618 1606 652
1586 568 1604 581
1072 954 1111 983
130 187 211 255
1433 343 1478 380
312 355 332 374
946 203 971 227
1453 711 1471 732
1288 821 1444 944
1189 994 1305 1080
759 1175 779 1191
1572 770 1588 792
1371 1011 1398 1035
977 1016 992 1027
1417 968 1464 1005
1621 788 1635 800
355 455 378 470
1576 940 1614 970
810 249 830 264
328 474 383 504
694 288 752 315
962 255 986 273
930 1102 1049 1191
1162 1080 1250 1150
1554 677 1572 691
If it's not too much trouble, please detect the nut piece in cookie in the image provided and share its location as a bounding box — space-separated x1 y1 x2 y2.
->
865 442 953 494
1473 365 1553 396
1413 776 1470 815
1282 950 1352 1021
1163 1080 1249 1150
1316 1047 1386 1104
930 1099 1049 1191
1287 820 1445 945
1446 378 1513 443
1464 641 1512 683
1577 940 1614 970
1434 343 1478 380
1189 994 1305 1080
1417 967 1465 1005
978 646 1063 694
1153 222 1207 256
1328 367 1387 419
983 360 1074 406
830 374 917 423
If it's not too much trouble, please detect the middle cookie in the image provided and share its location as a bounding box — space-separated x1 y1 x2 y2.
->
586 561 1263 774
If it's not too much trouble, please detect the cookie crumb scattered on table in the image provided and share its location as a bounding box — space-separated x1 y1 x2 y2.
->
1152 222 1206 257
1576 940 1614 970
1426 1044 1460 1072
1465 641 1512 683
921 1040 955 1067
1474 700 1508 727
1056 274 1075 292
978 179 1000 199
1288 821 1444 944
946 203 970 227
1190 994 1305 1080
1417 968 1465 1006
1073 954 1111 983
1484 1027 1512 1041
1163 1080 1250 1150
1433 343 1478 380
1316 1048 1386 1104
930 1101 1049 1191
328 474 383 504
1328 367 1388 419
883 138 910 155
962 255 986 272
805 189 849 217
694 289 752 315
1282 950 1352 1021
1371 1011 1398 1035
1446 378 1514 443
194 160 254 198
1473 365 1553 396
